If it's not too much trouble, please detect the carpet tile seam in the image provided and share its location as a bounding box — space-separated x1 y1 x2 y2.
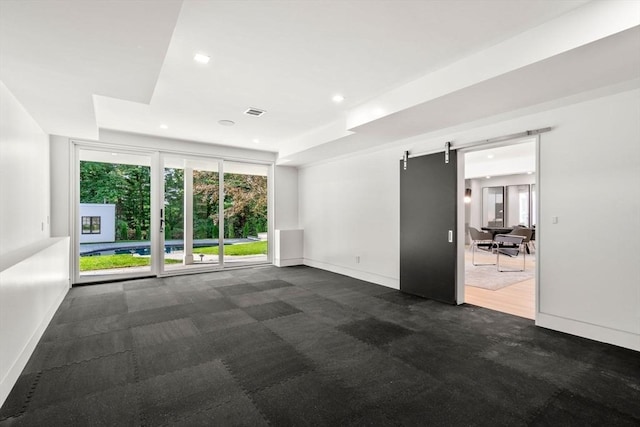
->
41 325 134 346
42 323 131 343
523 388 628 426
0 379 138 424
5 353 136 419
557 383 640 422
337 322 412 348
0 342 54 420
243 309 302 323
0 371 43 421
523 386 569 426
32 348 132 373
221 351 314 395
155 394 239 427
218 359 275 426
130 344 144 427
133 357 227 386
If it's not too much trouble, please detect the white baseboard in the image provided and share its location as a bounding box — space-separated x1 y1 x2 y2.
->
274 258 304 267
0 286 68 407
303 258 399 289
537 312 640 352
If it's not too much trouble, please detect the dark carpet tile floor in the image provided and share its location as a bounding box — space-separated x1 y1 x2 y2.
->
1 265 639 426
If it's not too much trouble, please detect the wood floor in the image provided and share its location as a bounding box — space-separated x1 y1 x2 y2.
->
465 278 534 319
464 247 535 320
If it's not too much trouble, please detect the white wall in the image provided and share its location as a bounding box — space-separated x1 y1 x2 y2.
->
0 82 70 407
299 149 400 288
0 81 50 256
537 89 640 350
0 238 69 407
274 166 299 230
50 135 71 238
298 87 640 350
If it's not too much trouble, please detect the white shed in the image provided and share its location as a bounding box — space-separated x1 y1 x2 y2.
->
79 203 116 243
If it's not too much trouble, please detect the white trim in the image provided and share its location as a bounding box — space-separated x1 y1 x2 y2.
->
535 134 541 318
458 134 540 320
304 257 398 289
456 150 466 305
218 159 225 266
536 312 640 351
72 142 155 284
275 258 304 267
267 164 275 265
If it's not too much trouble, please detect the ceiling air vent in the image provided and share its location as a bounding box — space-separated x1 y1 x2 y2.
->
244 107 266 117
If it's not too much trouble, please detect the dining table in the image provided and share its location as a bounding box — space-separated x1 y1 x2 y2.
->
481 226 514 238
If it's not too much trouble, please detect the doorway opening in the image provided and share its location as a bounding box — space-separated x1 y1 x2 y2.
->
76 148 156 282
462 138 536 319
159 156 270 275
74 143 272 285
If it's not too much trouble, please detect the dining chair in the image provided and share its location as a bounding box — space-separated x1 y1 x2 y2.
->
509 227 533 254
494 233 526 272
469 227 495 266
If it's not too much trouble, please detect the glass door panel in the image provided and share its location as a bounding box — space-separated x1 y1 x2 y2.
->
222 162 269 266
77 149 153 281
162 156 221 273
506 184 530 227
482 186 505 227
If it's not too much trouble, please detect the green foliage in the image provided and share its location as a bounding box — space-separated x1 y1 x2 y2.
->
81 161 151 242
79 255 180 271
226 218 235 238
117 220 128 241
163 168 184 240
196 241 267 256
81 162 268 244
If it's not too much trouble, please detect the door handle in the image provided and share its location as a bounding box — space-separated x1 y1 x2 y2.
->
160 208 164 232
448 230 453 243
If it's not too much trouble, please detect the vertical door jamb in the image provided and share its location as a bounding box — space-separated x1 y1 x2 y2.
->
456 150 466 305
218 160 225 266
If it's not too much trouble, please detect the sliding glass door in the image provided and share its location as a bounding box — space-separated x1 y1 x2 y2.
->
76 148 155 283
222 162 269 267
160 156 270 274
161 155 222 274
74 145 271 283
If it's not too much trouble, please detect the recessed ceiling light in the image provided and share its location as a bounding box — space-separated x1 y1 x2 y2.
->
193 53 210 64
160 124 168 129
332 94 344 103
486 176 491 179
527 171 533 175
218 120 235 126
252 139 260 144
111 153 118 156
487 154 494 159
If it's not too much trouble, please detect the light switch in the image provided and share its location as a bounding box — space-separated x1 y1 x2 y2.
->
552 216 558 224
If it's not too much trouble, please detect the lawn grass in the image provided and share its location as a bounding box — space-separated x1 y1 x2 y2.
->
196 240 267 256
79 241 267 271
80 254 181 271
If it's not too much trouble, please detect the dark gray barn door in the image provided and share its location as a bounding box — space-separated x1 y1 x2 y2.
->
400 151 457 304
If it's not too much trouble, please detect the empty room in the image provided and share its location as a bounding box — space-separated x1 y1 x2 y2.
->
1 0 639 425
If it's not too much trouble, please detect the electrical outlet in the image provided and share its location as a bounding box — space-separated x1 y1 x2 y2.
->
356 256 360 264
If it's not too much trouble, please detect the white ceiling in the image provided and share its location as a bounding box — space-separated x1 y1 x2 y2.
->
1 0 638 165
465 139 536 179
